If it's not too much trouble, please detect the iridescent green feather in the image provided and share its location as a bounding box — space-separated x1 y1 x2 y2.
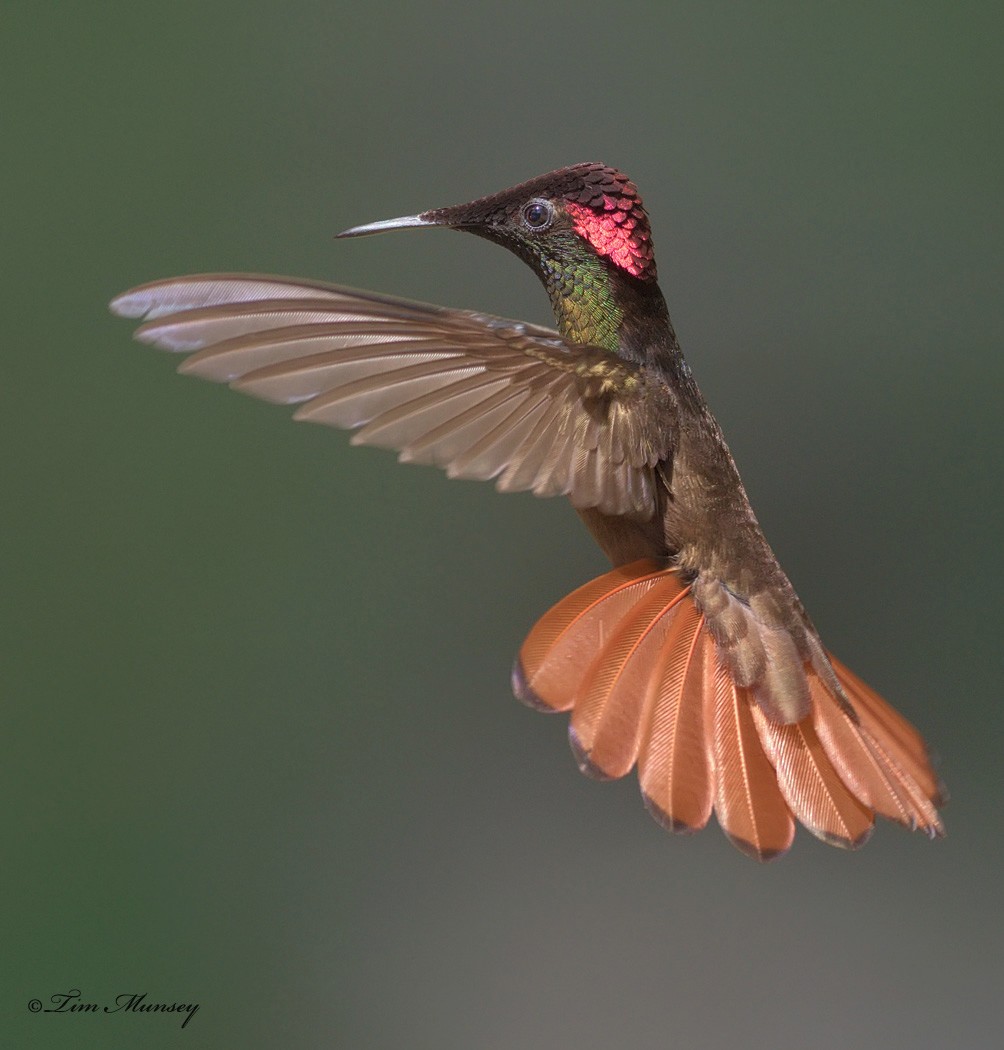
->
541 251 623 352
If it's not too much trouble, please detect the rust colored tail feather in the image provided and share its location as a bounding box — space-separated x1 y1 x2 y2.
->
513 560 944 861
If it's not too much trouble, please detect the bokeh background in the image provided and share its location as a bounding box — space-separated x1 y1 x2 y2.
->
4 2 1001 1047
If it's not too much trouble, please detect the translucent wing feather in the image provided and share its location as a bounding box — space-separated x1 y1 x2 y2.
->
111 274 676 518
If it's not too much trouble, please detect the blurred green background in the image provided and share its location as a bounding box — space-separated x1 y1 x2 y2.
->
4 2 1001 1047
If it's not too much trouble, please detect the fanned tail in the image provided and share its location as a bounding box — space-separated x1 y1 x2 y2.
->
514 560 944 860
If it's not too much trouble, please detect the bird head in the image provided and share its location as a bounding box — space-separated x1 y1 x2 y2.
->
339 163 665 352
340 162 656 281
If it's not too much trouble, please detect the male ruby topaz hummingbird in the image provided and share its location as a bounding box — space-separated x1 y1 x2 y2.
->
111 163 944 860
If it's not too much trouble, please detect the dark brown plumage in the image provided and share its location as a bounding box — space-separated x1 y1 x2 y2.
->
110 163 944 860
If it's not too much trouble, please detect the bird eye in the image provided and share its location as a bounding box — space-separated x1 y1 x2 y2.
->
522 199 554 231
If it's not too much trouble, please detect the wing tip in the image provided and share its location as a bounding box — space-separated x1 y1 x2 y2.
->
109 289 151 319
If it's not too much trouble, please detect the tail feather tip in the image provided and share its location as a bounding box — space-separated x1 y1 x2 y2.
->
642 794 704 836
813 826 875 852
568 727 616 781
511 658 554 713
924 818 947 840
724 833 792 864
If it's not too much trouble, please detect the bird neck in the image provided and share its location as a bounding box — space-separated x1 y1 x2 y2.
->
540 251 681 372
539 252 624 351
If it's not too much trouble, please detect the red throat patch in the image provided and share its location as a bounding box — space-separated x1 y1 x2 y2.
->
563 175 656 281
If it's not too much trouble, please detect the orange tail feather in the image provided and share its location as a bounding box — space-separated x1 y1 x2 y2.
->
638 601 712 834
569 575 691 780
512 560 667 712
752 703 874 849
829 655 946 808
711 658 796 859
515 560 944 860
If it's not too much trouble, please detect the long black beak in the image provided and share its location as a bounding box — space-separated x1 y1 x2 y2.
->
337 213 442 238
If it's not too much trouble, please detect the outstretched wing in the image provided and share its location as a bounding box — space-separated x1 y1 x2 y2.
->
111 275 676 518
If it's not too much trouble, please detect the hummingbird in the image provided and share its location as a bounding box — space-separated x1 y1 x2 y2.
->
110 163 944 860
